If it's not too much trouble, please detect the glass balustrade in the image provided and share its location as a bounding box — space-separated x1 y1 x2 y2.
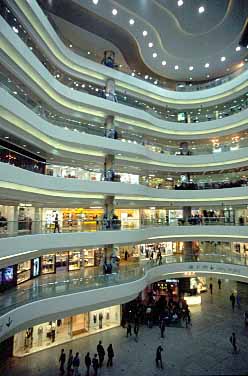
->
0 217 245 238
0 252 247 317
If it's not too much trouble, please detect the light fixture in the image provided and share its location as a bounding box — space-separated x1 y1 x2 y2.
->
189 77 192 80
162 60 166 66
145 75 149 79
177 0 183 6
23 145 27 147
221 56 226 62
198 6 205 13
69 44 72 48
189 66 194 71
12 26 19 33
174 65 179 70
92 0 98 4
143 30 148 37
112 8 117 15
4 136 9 139
154 80 158 85
204 63 209 68
148 42 153 48
206 74 210 78
129 19 135 25
37 152 40 154
131 72 135 76
152 52 157 58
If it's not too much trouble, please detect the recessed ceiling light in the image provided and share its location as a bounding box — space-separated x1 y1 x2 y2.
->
177 0 183 6
129 19 135 25
204 63 210 68
154 80 158 85
236 46 241 52
4 136 9 139
112 8 117 15
143 30 148 37
189 77 192 80
152 52 157 58
198 6 205 13
145 75 149 79
131 72 135 76
189 66 194 71
221 56 226 62
206 74 210 78
148 42 153 48
174 65 179 70
37 152 40 154
69 44 72 48
92 0 98 4
162 60 166 66
23 145 27 147
12 26 19 33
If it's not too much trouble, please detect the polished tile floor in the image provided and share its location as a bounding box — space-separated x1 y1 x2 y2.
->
1 278 248 376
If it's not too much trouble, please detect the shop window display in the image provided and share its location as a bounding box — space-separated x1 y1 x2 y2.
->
17 260 31 284
13 306 120 357
42 254 56 274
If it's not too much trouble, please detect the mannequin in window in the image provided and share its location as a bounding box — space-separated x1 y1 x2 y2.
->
99 312 103 329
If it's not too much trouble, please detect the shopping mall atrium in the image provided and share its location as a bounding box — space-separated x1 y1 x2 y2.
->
1 0 248 375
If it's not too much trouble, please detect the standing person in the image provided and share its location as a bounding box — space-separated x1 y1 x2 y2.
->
134 323 139 342
72 352 80 376
107 344 114 367
66 349 73 375
85 352 91 376
209 282 213 295
230 292 236 311
92 354 99 376
160 320 166 338
124 250 129 261
155 345 163 369
126 322 132 337
218 279 222 289
54 213 60 233
237 294 241 309
230 332 238 353
59 349 66 375
97 340 105 367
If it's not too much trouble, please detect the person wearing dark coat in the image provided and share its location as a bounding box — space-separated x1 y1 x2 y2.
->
107 344 114 367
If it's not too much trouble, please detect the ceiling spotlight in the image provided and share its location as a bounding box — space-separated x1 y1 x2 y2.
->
206 74 210 78
148 42 153 48
189 77 192 80
174 65 179 70
204 63 210 68
112 8 117 15
143 30 148 37
235 46 241 51
92 0 98 4
198 6 205 13
189 66 194 71
154 80 158 85
129 19 135 25
177 0 183 6
145 75 149 79
221 56 226 62
153 52 157 58
162 60 167 66
12 26 19 33
69 44 72 48
131 72 135 76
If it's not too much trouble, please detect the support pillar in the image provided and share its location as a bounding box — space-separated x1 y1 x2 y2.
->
104 154 115 181
8 206 18 235
33 207 42 234
183 206 193 259
106 78 116 102
105 115 116 139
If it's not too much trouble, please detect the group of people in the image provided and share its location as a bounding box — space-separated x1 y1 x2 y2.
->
175 178 248 191
59 341 114 375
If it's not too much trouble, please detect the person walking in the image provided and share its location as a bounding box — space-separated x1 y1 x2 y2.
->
155 345 163 369
66 349 73 375
107 344 114 367
72 352 80 376
218 279 221 289
209 282 213 295
92 354 99 376
230 292 236 311
97 340 105 367
160 320 166 338
126 323 132 337
59 349 66 375
134 323 139 342
230 332 238 353
54 213 60 233
85 352 91 376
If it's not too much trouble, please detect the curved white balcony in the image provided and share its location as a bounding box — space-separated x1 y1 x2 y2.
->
1 20 248 142
7 0 248 108
1 163 248 209
3 92 248 173
1 226 248 269
0 254 247 341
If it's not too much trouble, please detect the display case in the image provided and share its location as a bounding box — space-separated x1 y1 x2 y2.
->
68 251 81 271
41 254 56 274
84 249 95 267
17 260 31 284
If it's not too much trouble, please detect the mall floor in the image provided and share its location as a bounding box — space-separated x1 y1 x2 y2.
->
1 278 248 376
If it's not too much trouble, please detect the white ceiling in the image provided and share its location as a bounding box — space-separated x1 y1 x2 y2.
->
74 0 248 81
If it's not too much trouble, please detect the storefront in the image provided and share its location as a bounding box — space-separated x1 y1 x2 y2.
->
13 305 121 357
116 245 140 262
140 208 168 225
17 261 31 285
139 241 184 259
46 165 102 181
115 209 140 229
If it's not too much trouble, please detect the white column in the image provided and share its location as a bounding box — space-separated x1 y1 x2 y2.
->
8 206 18 235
